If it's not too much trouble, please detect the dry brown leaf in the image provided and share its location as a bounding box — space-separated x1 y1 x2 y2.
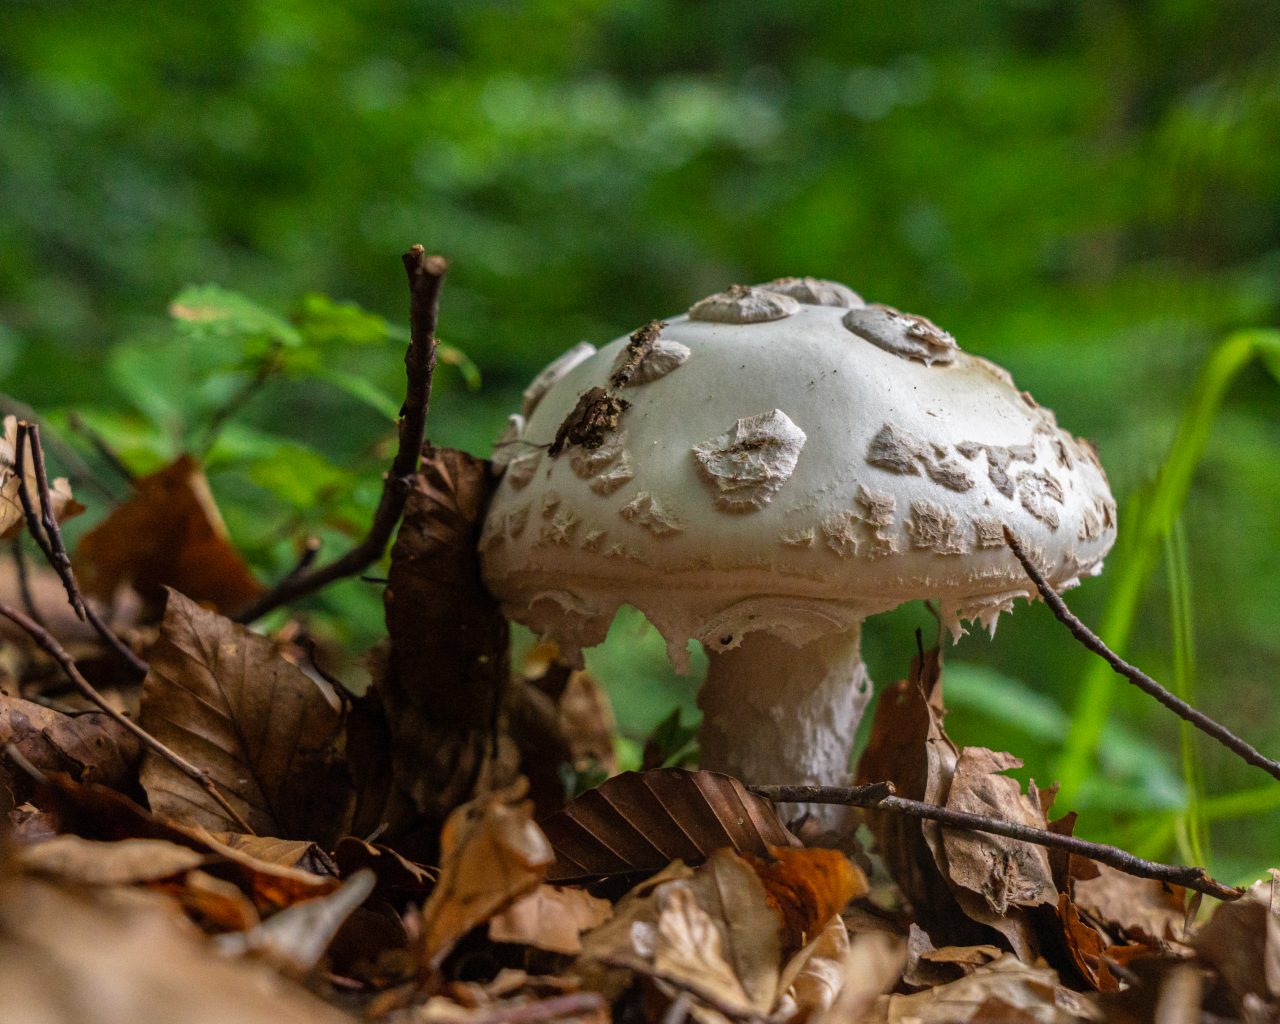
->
1193 870 1280 1015
1072 862 1188 946
942 748 1057 916
811 931 908 1024
747 846 868 956
139 589 351 843
0 872 354 1023
488 884 612 954
420 780 554 971
867 953 1097 1023
775 916 852 1021
207 833 336 877
855 650 991 950
153 868 261 932
542 768 798 884
360 447 512 847
1053 892 1150 993
578 849 782 1017
216 869 376 974
0 693 140 796
186 825 339 912
0 414 84 539
903 924 1004 988
17 834 204 885
75 454 261 617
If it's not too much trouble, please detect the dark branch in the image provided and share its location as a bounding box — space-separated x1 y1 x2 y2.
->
1004 525 1280 786
750 782 1241 901
15 422 149 676
0 601 254 835
236 247 447 623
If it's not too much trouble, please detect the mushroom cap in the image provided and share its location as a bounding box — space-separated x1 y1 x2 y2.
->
481 283 1117 669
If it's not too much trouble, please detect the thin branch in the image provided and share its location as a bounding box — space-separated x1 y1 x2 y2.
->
1004 525 1280 786
10 536 47 629
16 423 149 676
236 247 448 622
0 393 118 502
279 535 322 586
749 782 1242 901
0 602 255 835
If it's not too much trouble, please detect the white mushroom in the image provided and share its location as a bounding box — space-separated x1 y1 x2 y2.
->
480 284 1116 824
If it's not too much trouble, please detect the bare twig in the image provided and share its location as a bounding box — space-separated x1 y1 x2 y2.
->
0 602 255 835
10 536 47 629
236 247 448 622
279 535 322 585
15 423 149 676
749 782 1242 901
1004 525 1280 785
1 393 117 502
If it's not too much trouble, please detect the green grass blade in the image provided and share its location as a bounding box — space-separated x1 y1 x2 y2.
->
1166 517 1208 866
1055 329 1280 802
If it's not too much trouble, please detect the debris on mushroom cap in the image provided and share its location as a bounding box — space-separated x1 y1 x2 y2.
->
688 284 799 324
609 336 690 387
522 341 597 418
842 303 958 366
692 408 807 513
758 276 864 308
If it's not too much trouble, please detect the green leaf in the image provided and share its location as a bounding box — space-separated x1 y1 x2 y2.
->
293 293 390 347
169 285 301 354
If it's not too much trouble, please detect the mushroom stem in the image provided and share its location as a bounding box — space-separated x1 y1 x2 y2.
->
696 623 872 824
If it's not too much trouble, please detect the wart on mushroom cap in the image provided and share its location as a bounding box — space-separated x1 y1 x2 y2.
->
480 279 1117 815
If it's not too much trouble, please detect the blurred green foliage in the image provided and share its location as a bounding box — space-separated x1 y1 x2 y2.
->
2 1 1279 878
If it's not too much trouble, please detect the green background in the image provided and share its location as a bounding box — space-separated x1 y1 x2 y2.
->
3 1 1279 880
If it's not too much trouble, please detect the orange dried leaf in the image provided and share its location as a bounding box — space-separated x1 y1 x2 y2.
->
75 454 261 617
746 847 867 955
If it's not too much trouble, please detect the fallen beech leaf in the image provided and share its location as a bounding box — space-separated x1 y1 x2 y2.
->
747 846 867 956
17 834 204 885
866 953 1097 1023
775 916 852 1020
1193 870 1280 1014
854 650 990 950
139 590 351 842
942 748 1056 916
903 924 1003 989
154 868 261 932
216 869 376 974
420 781 554 971
1054 892 1149 993
0 415 83 539
207 833 336 877
361 447 511 846
1072 863 1188 946
581 849 782 1016
488 884 612 954
812 931 908 1024
0 873 355 1023
187 825 339 912
0 693 140 796
541 769 799 884
75 454 261 617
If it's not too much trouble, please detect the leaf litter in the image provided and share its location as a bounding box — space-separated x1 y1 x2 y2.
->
3 267 1279 1022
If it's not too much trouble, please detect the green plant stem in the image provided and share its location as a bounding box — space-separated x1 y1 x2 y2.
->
1055 328 1280 802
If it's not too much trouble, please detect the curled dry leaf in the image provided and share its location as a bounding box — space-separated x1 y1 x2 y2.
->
75 454 261 617
333 835 437 898
1072 862 1188 946
866 953 1097 1023
541 769 798 884
0 414 84 538
420 781 554 972
488 884 613 955
1193 870 1280 1015
810 931 909 1024
0 874 355 1024
139 589 351 844
0 693 140 796
354 446 512 851
16 834 204 885
206 832 337 878
216 869 377 975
